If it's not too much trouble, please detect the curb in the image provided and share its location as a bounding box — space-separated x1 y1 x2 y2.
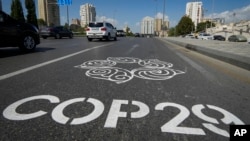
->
160 38 250 71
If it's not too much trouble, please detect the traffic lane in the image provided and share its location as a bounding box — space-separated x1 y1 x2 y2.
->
0 37 247 141
0 37 249 141
0 37 111 76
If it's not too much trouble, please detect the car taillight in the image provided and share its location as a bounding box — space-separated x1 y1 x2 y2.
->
86 28 90 31
101 27 107 31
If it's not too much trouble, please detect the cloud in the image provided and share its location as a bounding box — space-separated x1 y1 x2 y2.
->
155 12 169 20
207 4 250 23
96 15 118 26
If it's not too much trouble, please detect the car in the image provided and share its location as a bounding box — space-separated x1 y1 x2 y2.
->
228 35 247 42
116 30 126 37
184 34 195 39
134 33 140 37
86 22 117 41
198 33 214 40
0 10 40 51
213 35 225 41
40 26 73 39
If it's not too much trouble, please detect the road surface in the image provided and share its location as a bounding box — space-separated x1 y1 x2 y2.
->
1 37 249 141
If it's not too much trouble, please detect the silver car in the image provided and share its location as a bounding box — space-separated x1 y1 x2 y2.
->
86 22 117 41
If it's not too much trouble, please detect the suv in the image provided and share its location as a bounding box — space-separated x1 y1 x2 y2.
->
0 10 40 51
40 26 73 39
86 22 117 41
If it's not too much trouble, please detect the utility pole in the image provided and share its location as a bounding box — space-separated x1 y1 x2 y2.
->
162 0 166 37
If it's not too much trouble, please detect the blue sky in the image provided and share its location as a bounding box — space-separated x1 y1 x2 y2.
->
2 0 250 32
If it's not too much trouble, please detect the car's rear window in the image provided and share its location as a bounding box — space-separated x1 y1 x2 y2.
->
89 23 104 27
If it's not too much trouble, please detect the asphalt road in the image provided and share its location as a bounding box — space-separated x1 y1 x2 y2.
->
0 37 250 141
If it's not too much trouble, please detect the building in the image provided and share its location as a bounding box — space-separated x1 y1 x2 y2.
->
38 0 60 26
141 16 154 35
80 3 96 27
0 0 2 11
186 1 203 29
71 18 81 25
154 18 169 36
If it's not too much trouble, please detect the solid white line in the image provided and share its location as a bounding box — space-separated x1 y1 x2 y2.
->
0 44 113 81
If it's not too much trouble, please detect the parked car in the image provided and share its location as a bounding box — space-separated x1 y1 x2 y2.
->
185 34 195 39
40 26 73 39
198 33 214 40
0 10 40 51
228 35 247 42
86 22 117 41
213 35 225 41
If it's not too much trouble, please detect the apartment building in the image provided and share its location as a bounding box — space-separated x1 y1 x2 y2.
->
38 0 60 26
80 3 96 27
141 16 154 35
186 1 203 28
154 18 169 36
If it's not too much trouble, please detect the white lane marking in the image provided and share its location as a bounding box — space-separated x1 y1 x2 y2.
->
0 44 113 81
175 52 219 84
125 44 139 55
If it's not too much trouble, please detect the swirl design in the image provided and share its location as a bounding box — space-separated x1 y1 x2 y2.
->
75 60 116 69
86 68 133 84
107 57 141 63
138 59 173 68
75 57 185 84
132 68 185 80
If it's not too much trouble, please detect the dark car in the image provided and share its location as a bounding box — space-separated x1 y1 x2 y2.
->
0 10 40 51
213 35 225 41
40 26 73 39
228 35 247 42
134 33 140 37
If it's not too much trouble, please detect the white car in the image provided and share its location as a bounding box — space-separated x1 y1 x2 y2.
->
198 33 214 40
86 22 117 41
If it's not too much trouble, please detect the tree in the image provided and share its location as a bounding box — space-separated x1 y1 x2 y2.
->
196 21 215 33
168 27 176 37
176 16 194 36
37 18 46 29
10 0 25 22
25 0 38 28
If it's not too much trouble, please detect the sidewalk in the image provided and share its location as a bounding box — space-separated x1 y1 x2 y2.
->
159 37 250 71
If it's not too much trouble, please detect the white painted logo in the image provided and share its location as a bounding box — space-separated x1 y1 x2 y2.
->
75 57 185 84
2 95 245 137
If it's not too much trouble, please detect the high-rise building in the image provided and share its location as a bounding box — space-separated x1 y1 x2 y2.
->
71 18 81 26
141 16 154 35
38 0 60 26
0 0 2 11
80 3 96 27
154 19 169 34
186 1 203 28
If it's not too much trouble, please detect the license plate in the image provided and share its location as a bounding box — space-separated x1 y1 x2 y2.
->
92 28 99 31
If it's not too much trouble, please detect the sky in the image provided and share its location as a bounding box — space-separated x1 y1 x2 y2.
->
2 0 250 32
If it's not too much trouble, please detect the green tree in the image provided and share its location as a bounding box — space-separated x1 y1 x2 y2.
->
10 0 25 22
196 21 215 32
25 0 38 28
37 18 46 28
168 27 176 37
176 16 194 36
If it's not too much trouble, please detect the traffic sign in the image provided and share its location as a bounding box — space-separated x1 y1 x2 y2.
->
57 0 72 5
